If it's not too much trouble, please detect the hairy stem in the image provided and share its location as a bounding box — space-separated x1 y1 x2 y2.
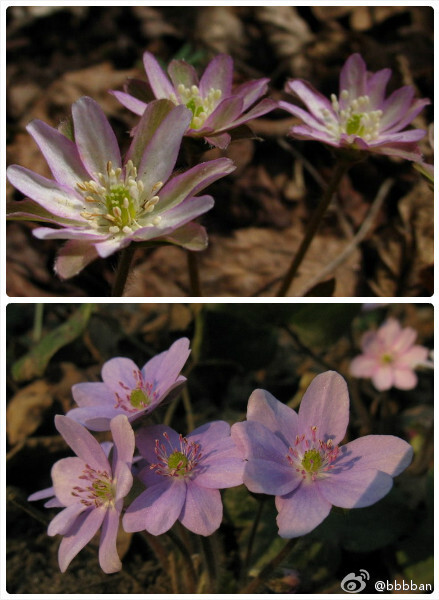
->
166 528 197 593
276 160 353 296
239 537 297 594
111 245 136 296
200 534 218 593
242 496 265 581
187 251 202 296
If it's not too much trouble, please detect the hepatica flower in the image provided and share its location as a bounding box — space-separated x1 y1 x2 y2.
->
279 53 429 161
28 415 135 573
231 371 413 538
123 421 244 536
112 53 276 149
7 96 235 278
350 317 429 391
67 338 191 431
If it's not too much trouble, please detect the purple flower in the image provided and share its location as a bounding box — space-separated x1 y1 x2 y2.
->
66 338 191 431
7 96 235 278
350 318 429 391
231 371 413 538
111 53 276 149
279 53 429 161
123 421 244 536
28 415 135 573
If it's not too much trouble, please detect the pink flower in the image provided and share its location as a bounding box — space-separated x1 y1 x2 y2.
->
111 53 276 149
7 96 235 278
279 53 430 161
350 317 429 391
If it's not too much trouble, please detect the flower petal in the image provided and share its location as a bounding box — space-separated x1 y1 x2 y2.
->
158 222 208 251
137 104 192 196
231 420 289 462
202 96 244 132
51 456 89 506
232 78 270 111
123 478 186 535
58 506 106 572
64 406 121 432
392 368 418 390
143 51 176 99
71 382 113 408
339 53 367 100
319 469 393 508
199 54 233 98
225 98 278 129
246 388 299 447
366 68 392 109
244 458 299 496
72 96 121 176
157 158 235 213
54 415 110 471
99 508 122 573
28 486 55 502
136 424 181 464
285 79 334 121
7 165 84 219
371 366 394 391
55 239 100 279
168 59 199 90
276 482 332 538
335 435 413 477
349 355 378 378
179 483 222 536
297 371 349 444
26 120 90 188
380 86 415 131
101 357 142 392
48 503 88 536
148 337 191 397
110 414 135 496
109 90 147 116
396 345 429 367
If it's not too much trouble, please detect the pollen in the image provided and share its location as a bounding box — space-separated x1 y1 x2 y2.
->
322 91 383 143
174 83 222 129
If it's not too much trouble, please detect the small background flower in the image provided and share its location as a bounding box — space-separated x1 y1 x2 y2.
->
350 317 429 391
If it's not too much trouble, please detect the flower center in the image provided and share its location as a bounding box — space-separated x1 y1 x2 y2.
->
321 91 383 143
170 84 222 129
381 353 394 364
114 369 158 414
150 432 202 478
286 426 340 482
71 464 114 507
77 160 163 235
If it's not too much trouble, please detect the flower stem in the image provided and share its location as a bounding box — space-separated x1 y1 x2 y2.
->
242 496 265 580
166 528 197 593
200 534 218 593
186 251 202 296
239 537 297 594
276 160 353 296
111 245 136 296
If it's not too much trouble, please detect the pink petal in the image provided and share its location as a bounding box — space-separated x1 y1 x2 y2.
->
380 86 415 131
54 415 110 471
202 96 244 132
232 78 270 111
71 382 114 408
72 96 121 177
27 120 90 188
396 345 429 367
168 59 199 90
339 54 367 100
286 79 334 120
55 239 99 279
246 388 299 447
110 415 135 496
99 508 122 573
123 478 186 535
392 368 418 390
391 327 417 354
371 366 394 391
158 222 208 251
51 457 89 506
337 435 413 477
243 457 299 496
179 483 222 535
48 503 88 536
101 357 142 393
297 371 349 444
58 507 106 572
366 68 391 109
143 51 175 99
349 355 378 378
276 482 332 537
109 90 147 116
199 54 233 98
318 469 392 508
224 97 277 129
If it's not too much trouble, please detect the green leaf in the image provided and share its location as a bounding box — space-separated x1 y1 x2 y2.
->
11 304 94 382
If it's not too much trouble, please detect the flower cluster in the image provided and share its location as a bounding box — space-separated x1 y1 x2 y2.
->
7 51 429 287
29 337 415 573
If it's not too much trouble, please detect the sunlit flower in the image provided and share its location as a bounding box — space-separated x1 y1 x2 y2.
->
28 415 135 573
111 53 276 149
232 371 413 538
350 317 429 390
67 338 191 431
123 421 244 536
7 96 235 278
279 53 429 161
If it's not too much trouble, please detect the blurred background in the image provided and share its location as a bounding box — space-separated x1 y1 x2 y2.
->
6 5 434 297
6 302 433 593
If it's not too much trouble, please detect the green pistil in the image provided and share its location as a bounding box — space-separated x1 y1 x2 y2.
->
130 388 151 408
346 114 365 136
382 354 394 364
92 478 113 500
168 451 188 471
105 185 136 227
301 449 322 473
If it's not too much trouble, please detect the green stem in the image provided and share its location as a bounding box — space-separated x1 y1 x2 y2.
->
111 245 136 296
200 534 218 593
187 251 202 296
242 496 265 580
32 303 44 342
239 538 297 594
276 160 353 297
166 528 197 593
